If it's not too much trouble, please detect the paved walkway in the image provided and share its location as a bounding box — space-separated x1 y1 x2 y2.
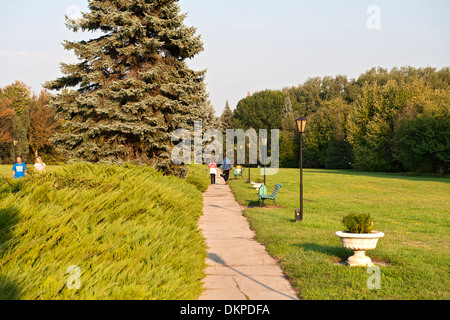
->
198 177 298 300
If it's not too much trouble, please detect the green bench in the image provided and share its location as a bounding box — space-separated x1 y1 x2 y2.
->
258 183 283 207
233 168 245 179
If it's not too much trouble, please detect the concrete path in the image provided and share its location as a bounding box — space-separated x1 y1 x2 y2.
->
198 177 298 300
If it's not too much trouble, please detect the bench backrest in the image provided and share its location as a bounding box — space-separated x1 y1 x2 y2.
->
270 183 283 197
258 185 268 197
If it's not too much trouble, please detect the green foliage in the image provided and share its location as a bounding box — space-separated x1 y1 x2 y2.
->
219 100 234 133
0 163 207 299
279 131 297 168
0 83 62 165
233 89 287 131
394 115 450 175
44 0 212 176
303 98 350 168
0 81 32 163
325 138 353 169
341 213 374 234
277 66 450 173
185 164 210 192
254 177 264 183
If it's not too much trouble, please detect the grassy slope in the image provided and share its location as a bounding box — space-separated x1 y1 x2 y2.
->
228 168 450 300
0 163 209 300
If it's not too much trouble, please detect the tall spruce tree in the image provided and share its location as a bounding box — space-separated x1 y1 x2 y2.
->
45 0 210 176
219 100 234 132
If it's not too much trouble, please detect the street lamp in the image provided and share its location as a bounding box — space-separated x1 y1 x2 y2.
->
247 142 251 183
261 138 267 186
295 117 307 222
12 138 19 161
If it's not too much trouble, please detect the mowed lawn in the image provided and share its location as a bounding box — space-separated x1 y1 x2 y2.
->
228 168 450 300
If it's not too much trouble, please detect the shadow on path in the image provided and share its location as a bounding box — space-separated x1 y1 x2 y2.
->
207 253 297 301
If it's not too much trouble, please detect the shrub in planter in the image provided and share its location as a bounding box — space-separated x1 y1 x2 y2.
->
341 213 374 234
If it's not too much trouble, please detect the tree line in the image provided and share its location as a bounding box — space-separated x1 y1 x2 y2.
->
1 0 448 176
0 81 61 164
222 66 449 175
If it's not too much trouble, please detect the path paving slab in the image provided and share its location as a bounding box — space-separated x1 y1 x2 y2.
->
198 180 298 300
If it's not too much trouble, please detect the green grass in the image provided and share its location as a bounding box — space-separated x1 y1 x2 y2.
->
0 163 208 300
228 168 450 300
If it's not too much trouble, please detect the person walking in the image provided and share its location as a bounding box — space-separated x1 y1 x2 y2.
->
34 156 46 174
206 158 218 185
12 156 27 179
221 154 232 185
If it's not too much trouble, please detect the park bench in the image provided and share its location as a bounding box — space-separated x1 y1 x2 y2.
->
258 183 283 207
233 168 245 179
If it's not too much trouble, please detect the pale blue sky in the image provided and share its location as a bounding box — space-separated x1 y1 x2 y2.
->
0 0 449 115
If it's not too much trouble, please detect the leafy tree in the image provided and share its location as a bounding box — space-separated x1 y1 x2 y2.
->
348 80 405 172
394 115 450 175
303 98 350 168
29 91 61 158
0 95 14 144
0 81 31 163
234 89 286 130
44 0 210 176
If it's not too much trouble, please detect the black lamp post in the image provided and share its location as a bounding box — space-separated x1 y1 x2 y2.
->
295 117 307 222
12 138 19 162
247 142 251 183
261 138 267 186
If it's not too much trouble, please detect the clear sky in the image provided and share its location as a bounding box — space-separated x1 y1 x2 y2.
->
0 0 449 115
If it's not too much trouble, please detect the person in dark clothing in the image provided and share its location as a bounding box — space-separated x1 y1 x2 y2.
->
221 154 232 185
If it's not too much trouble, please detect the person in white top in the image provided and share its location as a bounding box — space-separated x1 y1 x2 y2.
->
205 158 219 185
34 156 46 174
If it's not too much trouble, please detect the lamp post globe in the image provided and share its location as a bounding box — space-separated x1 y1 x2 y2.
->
12 138 19 162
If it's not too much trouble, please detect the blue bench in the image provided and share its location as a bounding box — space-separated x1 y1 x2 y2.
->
258 183 283 207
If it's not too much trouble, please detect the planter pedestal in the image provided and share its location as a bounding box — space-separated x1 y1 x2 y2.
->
335 231 384 267
347 251 373 267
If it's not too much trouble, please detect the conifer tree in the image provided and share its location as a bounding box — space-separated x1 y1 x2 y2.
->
220 100 234 132
45 0 210 176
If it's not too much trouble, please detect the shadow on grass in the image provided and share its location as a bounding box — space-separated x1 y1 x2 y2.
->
293 243 351 262
0 206 20 259
0 205 22 300
0 275 21 300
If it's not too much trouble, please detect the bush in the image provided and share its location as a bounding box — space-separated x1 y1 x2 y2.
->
185 164 210 192
341 213 374 234
393 115 450 175
0 163 207 300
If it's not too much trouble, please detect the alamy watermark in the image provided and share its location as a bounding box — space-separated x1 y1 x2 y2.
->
66 265 82 290
367 5 382 30
367 265 382 290
171 121 280 175
65 5 83 29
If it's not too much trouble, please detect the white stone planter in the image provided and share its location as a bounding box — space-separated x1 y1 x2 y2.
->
251 183 264 190
335 231 384 267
